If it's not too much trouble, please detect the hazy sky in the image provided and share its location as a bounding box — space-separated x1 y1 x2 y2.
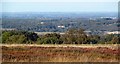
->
1 0 119 12
2 0 119 2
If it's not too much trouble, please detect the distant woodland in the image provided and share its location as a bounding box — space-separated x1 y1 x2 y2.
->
2 13 119 35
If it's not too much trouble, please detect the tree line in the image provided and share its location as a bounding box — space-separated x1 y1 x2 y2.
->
1 29 120 44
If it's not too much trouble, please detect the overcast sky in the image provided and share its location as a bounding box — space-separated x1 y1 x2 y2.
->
1 0 119 12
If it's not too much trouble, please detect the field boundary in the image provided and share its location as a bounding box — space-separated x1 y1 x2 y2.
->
1 44 119 49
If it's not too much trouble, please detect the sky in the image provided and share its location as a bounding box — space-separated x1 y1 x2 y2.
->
1 0 119 12
1 0 119 2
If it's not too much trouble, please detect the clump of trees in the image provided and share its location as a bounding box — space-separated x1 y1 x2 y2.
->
2 30 38 44
1 29 120 44
37 33 63 44
98 34 120 44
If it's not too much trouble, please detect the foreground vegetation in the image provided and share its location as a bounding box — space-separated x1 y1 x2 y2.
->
1 28 120 44
2 45 119 62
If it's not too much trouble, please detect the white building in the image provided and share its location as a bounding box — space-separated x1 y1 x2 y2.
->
105 31 120 34
58 26 65 28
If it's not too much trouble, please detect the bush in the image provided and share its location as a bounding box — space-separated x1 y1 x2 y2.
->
2 30 38 44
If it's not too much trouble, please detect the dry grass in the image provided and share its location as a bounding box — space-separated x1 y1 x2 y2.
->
1 44 120 62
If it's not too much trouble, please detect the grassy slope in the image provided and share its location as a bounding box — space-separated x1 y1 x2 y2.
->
2 44 120 62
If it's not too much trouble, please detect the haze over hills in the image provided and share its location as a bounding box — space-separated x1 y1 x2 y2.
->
2 12 118 18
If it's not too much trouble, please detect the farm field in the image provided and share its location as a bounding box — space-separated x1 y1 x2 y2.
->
1 44 120 62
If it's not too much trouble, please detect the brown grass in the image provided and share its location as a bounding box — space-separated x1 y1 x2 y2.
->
1 44 120 62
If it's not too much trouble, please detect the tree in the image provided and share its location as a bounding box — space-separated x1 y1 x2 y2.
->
63 28 88 44
17 35 27 44
2 30 39 44
2 31 12 43
88 35 100 44
24 32 38 41
63 28 77 44
6 35 19 44
37 33 63 44
110 36 119 44
76 28 88 44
